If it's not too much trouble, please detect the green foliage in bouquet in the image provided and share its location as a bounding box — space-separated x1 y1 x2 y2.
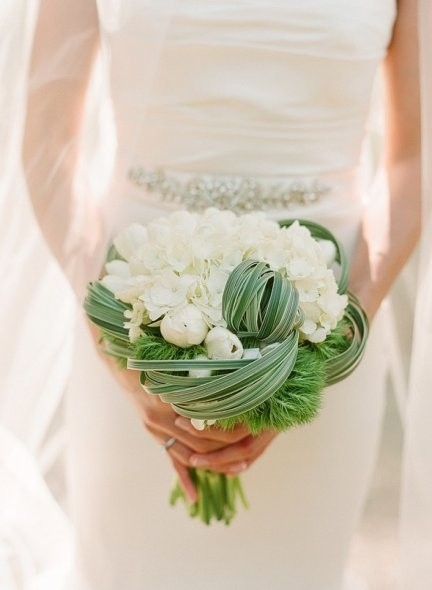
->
169 468 248 526
84 218 369 526
127 319 350 435
134 332 205 363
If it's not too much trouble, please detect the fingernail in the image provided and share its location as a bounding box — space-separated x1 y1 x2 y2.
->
175 417 189 431
228 462 248 474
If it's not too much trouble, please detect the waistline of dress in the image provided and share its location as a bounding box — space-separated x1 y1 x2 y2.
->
124 165 360 215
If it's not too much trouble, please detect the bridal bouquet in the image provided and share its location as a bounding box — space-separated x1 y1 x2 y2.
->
84 208 368 525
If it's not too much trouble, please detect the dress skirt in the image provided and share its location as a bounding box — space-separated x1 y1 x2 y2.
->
66 294 386 590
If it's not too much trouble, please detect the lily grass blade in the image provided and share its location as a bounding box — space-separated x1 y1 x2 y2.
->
84 282 129 338
325 294 369 384
127 358 251 371
166 335 299 419
258 276 299 342
143 331 298 405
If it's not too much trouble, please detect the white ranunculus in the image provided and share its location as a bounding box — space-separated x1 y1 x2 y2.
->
160 304 209 348
300 319 318 335
113 223 148 261
205 327 243 360
307 327 328 343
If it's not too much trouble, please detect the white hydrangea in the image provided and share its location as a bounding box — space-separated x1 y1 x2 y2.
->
113 223 148 261
102 209 347 345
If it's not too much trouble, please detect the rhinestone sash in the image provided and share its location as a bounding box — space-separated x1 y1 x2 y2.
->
128 166 333 214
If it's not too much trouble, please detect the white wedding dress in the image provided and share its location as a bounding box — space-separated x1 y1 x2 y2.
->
66 1 397 589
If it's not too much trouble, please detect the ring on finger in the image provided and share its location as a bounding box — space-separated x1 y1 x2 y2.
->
162 436 177 451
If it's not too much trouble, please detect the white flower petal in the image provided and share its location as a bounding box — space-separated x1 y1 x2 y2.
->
160 304 209 348
307 327 328 343
205 327 243 360
191 419 206 431
114 224 148 261
105 209 348 347
101 274 130 294
105 260 131 279
300 319 317 335
317 239 337 267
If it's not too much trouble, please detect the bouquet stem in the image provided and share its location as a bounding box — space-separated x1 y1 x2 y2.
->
169 468 248 525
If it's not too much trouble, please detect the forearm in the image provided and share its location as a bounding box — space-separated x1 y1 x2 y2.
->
23 84 84 262
350 0 420 322
22 0 100 275
349 155 421 320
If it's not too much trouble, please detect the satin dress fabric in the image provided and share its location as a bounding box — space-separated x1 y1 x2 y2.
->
66 2 396 588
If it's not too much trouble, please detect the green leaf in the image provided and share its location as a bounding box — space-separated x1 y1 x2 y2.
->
324 293 369 384
84 282 129 339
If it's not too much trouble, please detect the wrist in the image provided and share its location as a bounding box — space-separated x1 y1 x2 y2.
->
349 285 381 324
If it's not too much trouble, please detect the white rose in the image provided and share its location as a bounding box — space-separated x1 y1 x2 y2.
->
160 304 209 348
205 327 243 360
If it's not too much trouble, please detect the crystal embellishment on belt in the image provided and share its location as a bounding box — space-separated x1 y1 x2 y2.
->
128 166 331 213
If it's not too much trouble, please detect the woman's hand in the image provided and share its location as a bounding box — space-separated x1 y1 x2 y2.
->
89 322 277 501
175 416 278 476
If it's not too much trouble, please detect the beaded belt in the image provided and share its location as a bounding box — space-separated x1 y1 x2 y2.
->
128 166 333 214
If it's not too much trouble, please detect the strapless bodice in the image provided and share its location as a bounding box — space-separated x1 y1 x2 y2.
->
94 0 396 257
97 0 396 179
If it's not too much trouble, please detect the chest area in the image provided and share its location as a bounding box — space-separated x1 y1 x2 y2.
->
97 0 396 60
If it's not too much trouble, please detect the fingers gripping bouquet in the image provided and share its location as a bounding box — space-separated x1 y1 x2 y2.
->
84 208 368 525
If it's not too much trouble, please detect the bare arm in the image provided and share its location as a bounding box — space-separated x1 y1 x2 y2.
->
350 0 421 319
22 0 101 284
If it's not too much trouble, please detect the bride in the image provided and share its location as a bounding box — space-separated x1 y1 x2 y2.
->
21 0 423 588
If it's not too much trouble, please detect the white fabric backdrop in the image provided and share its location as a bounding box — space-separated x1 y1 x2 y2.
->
400 0 432 586
0 2 72 588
